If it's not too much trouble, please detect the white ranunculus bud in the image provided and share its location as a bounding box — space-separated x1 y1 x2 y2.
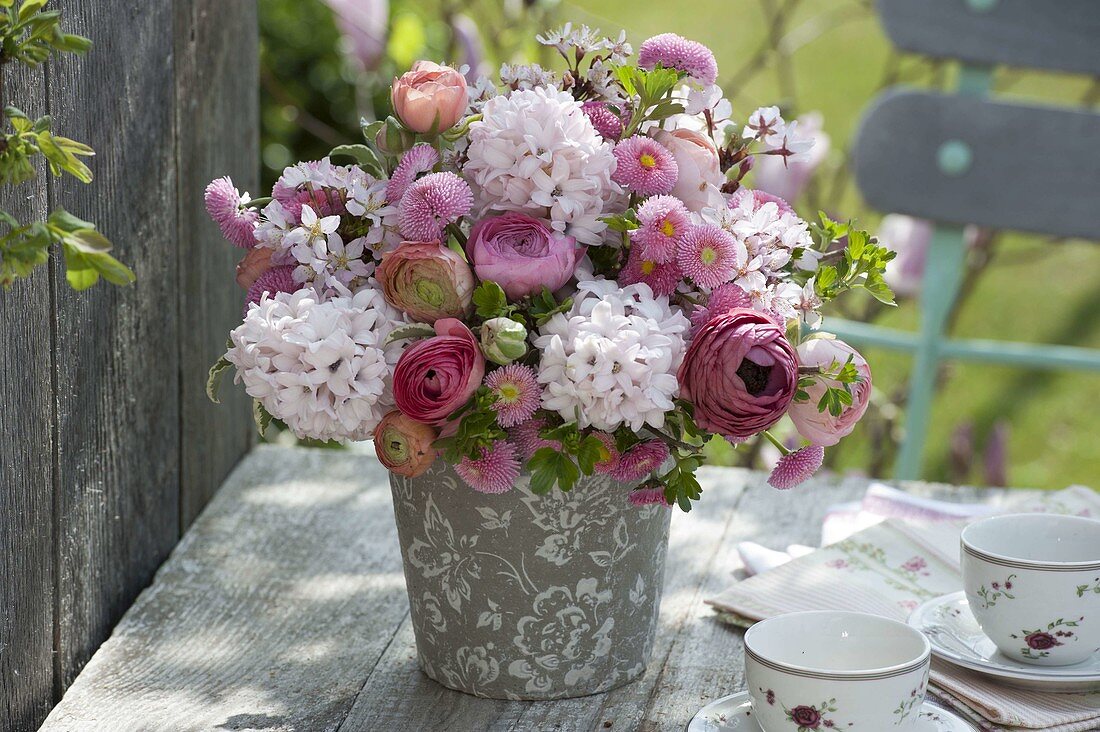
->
480 317 527 365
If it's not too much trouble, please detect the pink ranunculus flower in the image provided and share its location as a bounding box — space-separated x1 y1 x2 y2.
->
467 212 579 300
393 318 485 425
788 337 871 447
391 60 468 134
376 240 475 322
678 308 798 440
373 409 438 478
653 128 725 212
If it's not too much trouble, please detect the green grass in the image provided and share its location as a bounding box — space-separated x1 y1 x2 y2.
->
567 0 1100 488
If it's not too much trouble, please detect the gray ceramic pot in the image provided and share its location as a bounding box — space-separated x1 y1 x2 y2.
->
389 460 672 700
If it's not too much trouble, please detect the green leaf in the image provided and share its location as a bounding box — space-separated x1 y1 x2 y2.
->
83 250 135 285
253 399 274 438
206 353 233 403
328 143 383 176
17 0 47 22
61 248 98 290
576 434 604 475
526 447 580 494
51 33 91 54
472 280 509 319
383 321 436 346
37 131 93 182
47 207 94 231
65 227 112 253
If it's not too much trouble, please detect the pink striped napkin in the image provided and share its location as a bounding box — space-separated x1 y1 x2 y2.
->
708 486 1100 731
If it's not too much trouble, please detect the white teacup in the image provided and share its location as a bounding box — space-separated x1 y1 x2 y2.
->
744 611 931 732
961 513 1100 666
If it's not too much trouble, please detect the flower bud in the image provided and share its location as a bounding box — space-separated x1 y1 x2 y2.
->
391 61 468 134
480 317 527 365
373 410 438 477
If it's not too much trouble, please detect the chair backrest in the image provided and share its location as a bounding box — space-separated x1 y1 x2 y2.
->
853 0 1100 240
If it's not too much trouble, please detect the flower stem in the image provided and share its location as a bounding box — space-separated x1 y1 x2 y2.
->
446 221 467 247
762 429 792 456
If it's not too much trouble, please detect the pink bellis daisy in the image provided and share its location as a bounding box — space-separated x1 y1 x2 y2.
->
582 101 625 141
677 224 739 289
455 440 521 494
612 440 670 483
245 266 297 314
638 33 719 86
386 143 440 204
509 416 561 461
398 171 473 242
767 444 825 490
628 484 671 507
612 136 678 196
619 248 683 297
690 282 752 330
204 176 259 248
631 195 691 263
484 364 540 428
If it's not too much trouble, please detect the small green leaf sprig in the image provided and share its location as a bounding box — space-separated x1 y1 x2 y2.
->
0 0 134 289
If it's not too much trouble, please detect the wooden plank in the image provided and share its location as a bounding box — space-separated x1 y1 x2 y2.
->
877 0 1100 75
0 66 55 732
853 89 1100 240
174 0 258 529
39 446 409 732
47 0 181 691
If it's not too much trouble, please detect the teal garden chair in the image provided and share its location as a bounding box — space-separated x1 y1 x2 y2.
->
825 0 1100 479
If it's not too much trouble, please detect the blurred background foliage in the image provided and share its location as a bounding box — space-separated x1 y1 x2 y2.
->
258 0 1100 489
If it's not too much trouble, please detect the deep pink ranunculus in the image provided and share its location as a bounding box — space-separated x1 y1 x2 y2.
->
466 212 579 300
393 318 485 425
788 337 872 447
677 308 798 439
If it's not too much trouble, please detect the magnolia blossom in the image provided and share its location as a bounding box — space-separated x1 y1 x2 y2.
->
534 280 690 432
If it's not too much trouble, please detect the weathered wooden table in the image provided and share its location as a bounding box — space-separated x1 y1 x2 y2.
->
39 445 1022 731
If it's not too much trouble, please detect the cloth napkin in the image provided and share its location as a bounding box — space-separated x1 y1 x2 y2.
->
708 485 1100 732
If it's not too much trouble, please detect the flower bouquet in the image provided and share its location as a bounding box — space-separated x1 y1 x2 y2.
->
206 26 893 699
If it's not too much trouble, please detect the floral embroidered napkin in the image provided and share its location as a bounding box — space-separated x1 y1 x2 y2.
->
707 485 1100 732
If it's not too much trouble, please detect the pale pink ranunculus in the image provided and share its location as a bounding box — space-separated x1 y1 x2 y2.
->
235 246 273 289
391 60 468 134
467 213 579 300
752 111 830 204
678 308 798 439
393 318 485 425
788 337 872 447
653 128 725 212
376 241 475 322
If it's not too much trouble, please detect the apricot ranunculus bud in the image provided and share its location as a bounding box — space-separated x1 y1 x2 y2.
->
373 410 438 477
480 317 527 365
235 246 273 289
376 241 475 322
788 337 872 447
391 60 468 134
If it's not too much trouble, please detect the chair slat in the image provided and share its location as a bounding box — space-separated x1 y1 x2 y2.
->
877 0 1100 75
853 89 1100 240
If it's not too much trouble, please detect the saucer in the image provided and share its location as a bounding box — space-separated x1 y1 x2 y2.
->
687 691 976 731
909 592 1100 693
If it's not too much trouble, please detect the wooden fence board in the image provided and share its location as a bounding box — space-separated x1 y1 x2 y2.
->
853 89 1100 239
47 0 183 690
175 0 257 528
0 68 55 732
877 0 1100 75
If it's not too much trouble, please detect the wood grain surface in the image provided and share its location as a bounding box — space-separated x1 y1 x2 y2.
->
39 446 1016 732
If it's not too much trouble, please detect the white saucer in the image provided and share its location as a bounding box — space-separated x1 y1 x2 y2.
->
687 691 976 731
909 591 1100 693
